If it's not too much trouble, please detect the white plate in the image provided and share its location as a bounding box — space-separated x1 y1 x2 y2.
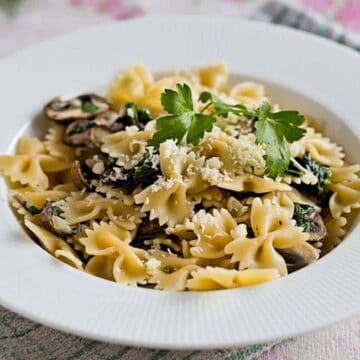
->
0 16 359 350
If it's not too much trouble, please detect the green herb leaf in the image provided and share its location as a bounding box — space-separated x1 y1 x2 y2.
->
255 104 306 179
298 152 331 193
199 91 306 179
149 115 189 146
82 102 99 113
186 114 215 145
199 91 255 118
123 103 152 126
116 153 160 190
161 83 193 114
255 118 292 179
161 265 175 274
149 84 216 147
67 122 96 136
293 203 316 232
51 206 63 217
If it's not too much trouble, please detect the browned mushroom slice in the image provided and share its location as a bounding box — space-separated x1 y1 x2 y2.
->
44 94 110 122
39 201 73 236
138 219 162 237
70 160 91 190
64 111 124 148
307 211 327 245
93 111 125 132
292 203 327 248
278 242 319 273
65 120 111 148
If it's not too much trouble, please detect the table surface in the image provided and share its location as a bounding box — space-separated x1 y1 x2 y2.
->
0 1 359 359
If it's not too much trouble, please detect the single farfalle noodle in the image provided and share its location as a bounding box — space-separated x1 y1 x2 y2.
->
0 136 70 189
187 267 280 291
224 198 315 276
25 220 83 270
80 222 147 286
101 126 153 169
135 178 193 227
146 250 199 291
45 124 76 165
229 81 268 109
328 165 360 218
290 127 344 167
189 208 238 259
108 64 154 110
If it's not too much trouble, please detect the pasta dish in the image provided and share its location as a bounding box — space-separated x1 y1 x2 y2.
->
1 63 359 291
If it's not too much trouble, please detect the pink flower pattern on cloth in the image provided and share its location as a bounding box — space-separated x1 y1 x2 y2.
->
70 0 144 19
302 0 360 31
336 0 360 30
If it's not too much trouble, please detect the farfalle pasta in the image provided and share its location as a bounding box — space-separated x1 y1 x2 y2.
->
1 63 359 291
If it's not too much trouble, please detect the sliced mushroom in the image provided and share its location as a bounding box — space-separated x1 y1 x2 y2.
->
70 160 91 190
138 219 162 237
65 121 110 148
64 111 125 148
44 94 110 122
307 211 327 245
39 201 73 237
93 111 125 132
278 242 320 273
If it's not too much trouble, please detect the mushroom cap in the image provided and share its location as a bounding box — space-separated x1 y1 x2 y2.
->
44 94 110 123
278 242 320 273
308 211 327 244
64 121 110 148
64 111 125 148
39 201 73 236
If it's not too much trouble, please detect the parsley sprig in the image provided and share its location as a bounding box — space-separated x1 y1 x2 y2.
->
149 84 306 179
148 84 215 147
199 92 306 179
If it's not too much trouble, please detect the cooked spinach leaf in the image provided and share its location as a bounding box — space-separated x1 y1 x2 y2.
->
161 265 175 274
298 152 331 193
295 153 332 206
67 122 96 136
121 103 152 127
293 203 316 232
112 152 160 190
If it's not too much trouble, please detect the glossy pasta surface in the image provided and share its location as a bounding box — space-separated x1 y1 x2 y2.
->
1 63 359 291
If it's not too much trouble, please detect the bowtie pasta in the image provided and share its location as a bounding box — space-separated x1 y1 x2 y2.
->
1 63 359 291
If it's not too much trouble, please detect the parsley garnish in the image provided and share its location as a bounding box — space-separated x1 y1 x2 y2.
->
255 103 306 179
161 265 175 274
199 91 256 118
82 102 99 113
199 92 306 179
149 84 216 147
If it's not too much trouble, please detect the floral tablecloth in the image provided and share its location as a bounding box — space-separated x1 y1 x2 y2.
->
0 1 359 359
